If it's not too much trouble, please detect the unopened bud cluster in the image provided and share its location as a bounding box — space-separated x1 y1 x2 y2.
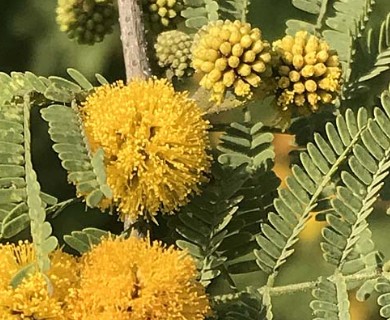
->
155 31 193 78
56 0 116 45
145 0 183 27
192 20 273 104
273 31 341 112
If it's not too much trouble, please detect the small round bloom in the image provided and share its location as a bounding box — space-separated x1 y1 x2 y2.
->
155 30 193 78
0 241 79 319
192 20 272 104
143 0 183 27
56 0 117 45
81 79 211 220
273 31 342 112
66 237 211 319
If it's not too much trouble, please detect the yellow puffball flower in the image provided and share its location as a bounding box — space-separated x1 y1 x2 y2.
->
66 237 211 320
192 20 272 104
0 273 65 320
273 31 342 112
81 79 211 220
0 241 79 319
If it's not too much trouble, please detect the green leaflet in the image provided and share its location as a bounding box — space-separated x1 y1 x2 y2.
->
255 108 367 276
217 121 275 172
0 101 58 240
321 90 390 270
0 69 100 105
347 13 390 98
171 163 247 288
181 0 250 30
376 277 390 319
310 276 350 320
40 103 112 208
63 227 109 254
23 95 58 273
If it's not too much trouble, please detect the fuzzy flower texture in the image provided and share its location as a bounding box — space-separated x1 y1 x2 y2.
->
81 79 211 220
68 237 210 319
273 31 342 112
0 241 79 319
192 20 273 104
0 239 210 319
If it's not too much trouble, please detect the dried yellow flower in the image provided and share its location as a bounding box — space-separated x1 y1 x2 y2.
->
66 237 210 320
273 31 342 112
81 79 211 220
192 20 272 104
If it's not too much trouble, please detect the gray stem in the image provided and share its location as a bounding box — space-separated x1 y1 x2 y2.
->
117 0 151 81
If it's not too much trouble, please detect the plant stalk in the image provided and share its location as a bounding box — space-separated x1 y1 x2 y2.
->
117 0 151 81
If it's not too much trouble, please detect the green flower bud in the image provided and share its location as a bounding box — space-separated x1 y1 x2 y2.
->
56 0 116 45
155 30 193 78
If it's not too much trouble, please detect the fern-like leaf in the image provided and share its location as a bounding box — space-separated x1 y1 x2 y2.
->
214 121 278 275
218 0 250 22
348 13 390 97
376 277 390 319
23 95 58 272
0 69 99 105
310 275 350 320
181 0 219 30
321 90 390 270
171 163 247 288
0 100 57 239
40 102 112 208
255 108 368 276
218 121 275 172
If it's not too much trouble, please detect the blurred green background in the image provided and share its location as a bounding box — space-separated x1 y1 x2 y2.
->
1 1 390 319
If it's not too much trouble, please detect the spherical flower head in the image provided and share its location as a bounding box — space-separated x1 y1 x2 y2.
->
56 0 117 45
155 30 193 78
0 273 66 320
192 20 273 104
0 241 79 319
66 237 211 319
144 0 184 27
81 78 211 220
273 31 342 112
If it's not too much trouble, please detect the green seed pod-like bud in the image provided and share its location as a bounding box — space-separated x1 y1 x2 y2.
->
56 0 117 45
155 30 193 78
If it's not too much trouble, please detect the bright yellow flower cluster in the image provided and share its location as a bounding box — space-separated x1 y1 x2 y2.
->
66 237 211 319
146 0 183 27
81 79 211 220
192 20 272 104
0 241 79 320
0 239 210 319
155 30 193 78
273 31 342 112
